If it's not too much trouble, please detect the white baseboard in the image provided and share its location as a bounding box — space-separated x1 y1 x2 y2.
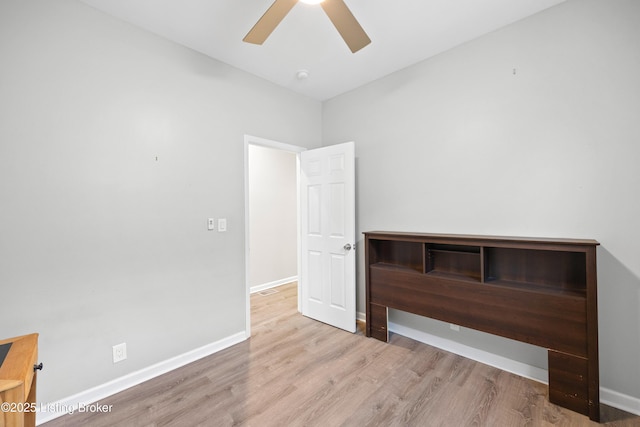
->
250 276 297 294
601 387 640 416
36 331 247 425
386 321 640 416
388 321 548 383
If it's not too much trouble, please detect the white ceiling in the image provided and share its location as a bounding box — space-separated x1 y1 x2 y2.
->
80 0 566 101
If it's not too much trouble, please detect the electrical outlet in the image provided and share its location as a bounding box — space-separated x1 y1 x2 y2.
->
112 343 127 363
449 324 460 332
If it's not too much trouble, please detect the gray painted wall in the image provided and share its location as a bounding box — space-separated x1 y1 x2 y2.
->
248 145 297 288
2 0 639 413
323 0 640 401
0 0 321 404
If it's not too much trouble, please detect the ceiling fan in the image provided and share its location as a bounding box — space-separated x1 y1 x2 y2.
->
243 0 371 53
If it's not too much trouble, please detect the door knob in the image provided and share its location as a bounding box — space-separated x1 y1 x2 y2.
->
344 243 352 251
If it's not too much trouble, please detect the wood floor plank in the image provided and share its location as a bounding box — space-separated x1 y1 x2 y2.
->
43 282 640 427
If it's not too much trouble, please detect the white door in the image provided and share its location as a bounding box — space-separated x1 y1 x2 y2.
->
300 141 356 333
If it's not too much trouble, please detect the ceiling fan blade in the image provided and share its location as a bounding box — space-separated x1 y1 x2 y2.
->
320 0 371 53
243 0 298 45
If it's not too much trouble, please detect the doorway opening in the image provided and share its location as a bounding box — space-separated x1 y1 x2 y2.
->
244 135 306 337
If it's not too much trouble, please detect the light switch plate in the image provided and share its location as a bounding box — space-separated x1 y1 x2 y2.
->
218 218 227 232
207 218 215 230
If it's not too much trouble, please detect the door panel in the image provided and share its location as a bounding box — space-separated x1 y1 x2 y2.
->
300 142 355 333
307 185 322 234
308 250 323 302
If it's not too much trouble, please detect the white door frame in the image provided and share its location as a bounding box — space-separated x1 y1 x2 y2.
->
243 134 306 337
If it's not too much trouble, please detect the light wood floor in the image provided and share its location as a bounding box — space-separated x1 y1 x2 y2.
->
44 282 638 426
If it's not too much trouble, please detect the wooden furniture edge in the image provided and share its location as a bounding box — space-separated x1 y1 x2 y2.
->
363 231 600 247
0 333 39 427
363 232 600 422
